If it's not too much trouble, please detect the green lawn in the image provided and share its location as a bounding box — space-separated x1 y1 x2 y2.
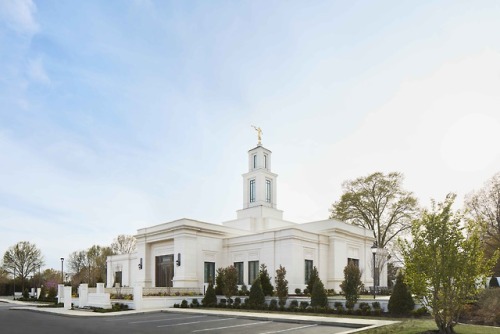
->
359 320 500 334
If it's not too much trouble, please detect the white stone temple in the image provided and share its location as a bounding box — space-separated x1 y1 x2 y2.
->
107 136 382 293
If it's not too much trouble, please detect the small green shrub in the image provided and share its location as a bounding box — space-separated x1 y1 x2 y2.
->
259 264 274 297
411 307 428 318
300 301 309 309
180 300 189 308
334 302 345 314
215 267 225 295
490 276 499 288
47 286 57 300
112 303 129 311
239 284 249 296
306 266 319 293
248 278 265 308
358 302 371 315
294 288 301 295
310 278 328 308
340 262 363 309
388 271 415 316
269 299 278 310
202 283 217 307
190 298 200 308
39 286 47 299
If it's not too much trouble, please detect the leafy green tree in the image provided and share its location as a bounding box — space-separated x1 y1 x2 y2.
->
214 267 225 295
259 264 274 296
330 172 419 284
274 265 288 307
401 194 498 334
388 271 414 316
248 277 265 308
86 245 113 286
306 266 319 294
2 241 44 291
222 266 238 300
311 278 328 308
202 282 217 307
340 262 363 309
465 172 500 276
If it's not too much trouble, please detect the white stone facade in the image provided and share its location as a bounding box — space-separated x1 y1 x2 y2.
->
107 142 384 293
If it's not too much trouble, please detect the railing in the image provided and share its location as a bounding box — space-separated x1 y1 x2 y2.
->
104 286 202 297
142 287 202 296
105 287 134 295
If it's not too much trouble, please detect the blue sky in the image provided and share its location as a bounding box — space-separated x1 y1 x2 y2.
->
1 0 500 270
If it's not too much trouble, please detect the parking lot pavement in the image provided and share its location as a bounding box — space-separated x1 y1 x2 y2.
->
1 299 399 333
103 313 352 333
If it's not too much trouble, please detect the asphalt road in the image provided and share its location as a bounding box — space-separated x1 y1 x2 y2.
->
0 302 353 334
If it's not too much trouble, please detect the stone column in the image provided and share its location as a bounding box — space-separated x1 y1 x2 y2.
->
79 284 88 308
133 285 143 310
136 239 152 287
57 284 64 304
64 286 72 310
96 282 105 294
172 233 199 288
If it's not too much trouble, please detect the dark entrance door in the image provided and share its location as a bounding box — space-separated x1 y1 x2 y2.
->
155 254 174 287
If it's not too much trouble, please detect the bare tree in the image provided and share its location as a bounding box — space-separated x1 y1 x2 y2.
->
67 250 88 286
330 172 419 286
330 172 419 249
2 241 44 291
111 234 137 254
67 250 87 273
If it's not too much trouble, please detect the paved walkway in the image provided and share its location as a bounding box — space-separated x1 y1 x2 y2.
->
0 298 399 333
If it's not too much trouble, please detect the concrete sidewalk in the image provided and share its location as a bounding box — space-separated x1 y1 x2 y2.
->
0 298 399 333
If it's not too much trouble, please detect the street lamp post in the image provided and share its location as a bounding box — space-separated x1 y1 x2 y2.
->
13 266 16 299
371 241 378 300
60 258 64 284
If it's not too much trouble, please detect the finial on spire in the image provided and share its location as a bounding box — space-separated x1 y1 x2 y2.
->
251 125 263 145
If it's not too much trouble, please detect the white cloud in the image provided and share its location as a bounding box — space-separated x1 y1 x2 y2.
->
0 0 38 34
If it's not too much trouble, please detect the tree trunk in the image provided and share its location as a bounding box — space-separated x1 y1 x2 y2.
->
437 323 455 334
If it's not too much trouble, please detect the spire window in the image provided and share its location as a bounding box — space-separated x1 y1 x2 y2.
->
250 179 256 203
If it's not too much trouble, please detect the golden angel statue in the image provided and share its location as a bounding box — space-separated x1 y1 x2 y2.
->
251 125 263 145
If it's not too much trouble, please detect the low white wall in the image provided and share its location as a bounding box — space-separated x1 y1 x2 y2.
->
141 296 201 309
77 283 112 309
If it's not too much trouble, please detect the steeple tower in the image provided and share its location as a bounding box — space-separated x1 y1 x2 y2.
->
236 133 283 223
242 144 277 208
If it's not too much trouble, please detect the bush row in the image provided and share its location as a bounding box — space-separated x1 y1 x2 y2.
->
173 297 428 318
